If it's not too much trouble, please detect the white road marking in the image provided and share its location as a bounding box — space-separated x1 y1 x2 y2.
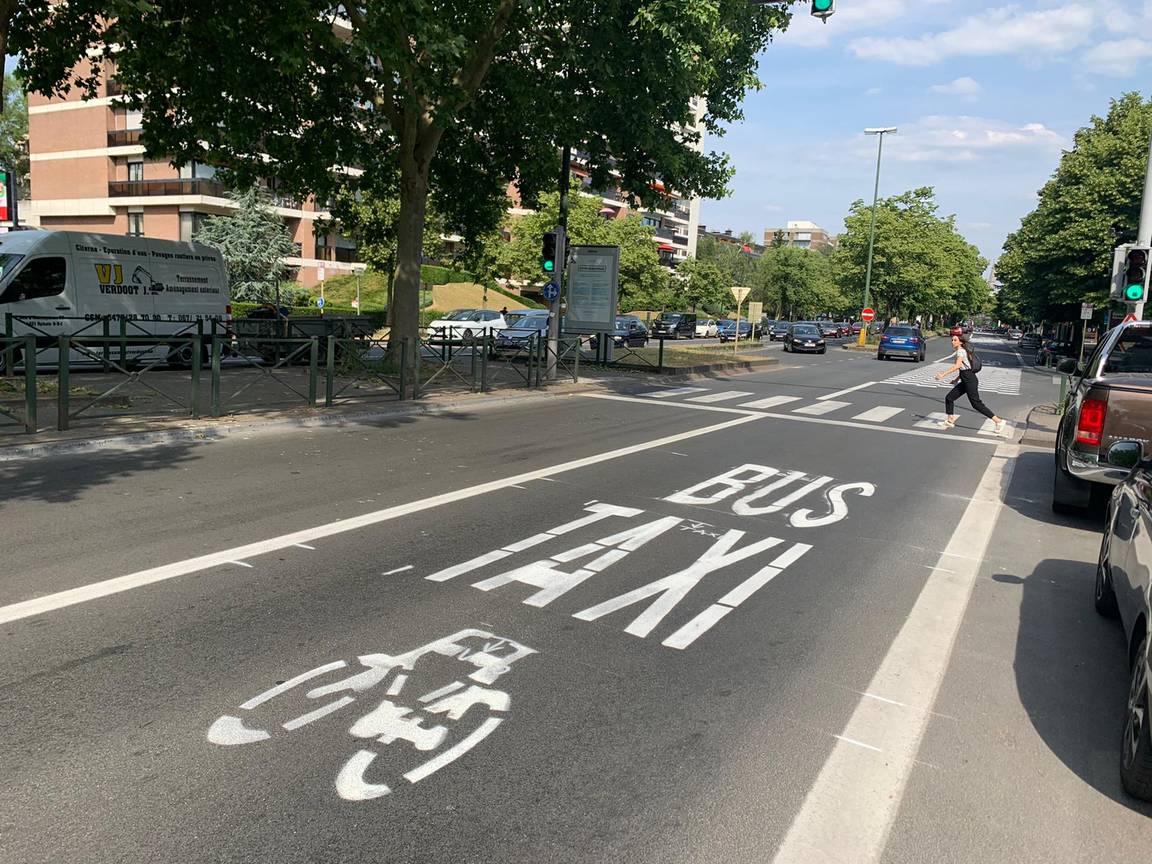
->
639 386 708 398
403 717 504 784
686 390 756 403
818 381 876 401
281 695 355 731
294 544 316 550
793 400 850 416
739 395 801 409
1051 375 1061 385
914 412 948 429
852 406 903 423
771 443 1018 864
228 560 254 569
381 565 414 576
834 735 882 753
979 419 1014 438
0 413 760 626
385 674 408 696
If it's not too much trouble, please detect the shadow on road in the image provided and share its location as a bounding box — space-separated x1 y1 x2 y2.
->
1000 450 1108 528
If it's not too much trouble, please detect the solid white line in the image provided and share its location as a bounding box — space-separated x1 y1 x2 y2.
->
686 390 756 403
739 395 801 410
793 400 851 416
581 393 999 446
0 413 759 625
818 381 876 401
834 735 882 753
294 544 316 550
771 444 1018 864
381 565 414 576
853 406 903 423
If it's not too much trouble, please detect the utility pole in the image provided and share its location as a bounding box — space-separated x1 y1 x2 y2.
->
859 127 896 346
547 145 571 382
1137 130 1152 320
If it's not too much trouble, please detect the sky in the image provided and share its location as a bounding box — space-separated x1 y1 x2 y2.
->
701 0 1152 270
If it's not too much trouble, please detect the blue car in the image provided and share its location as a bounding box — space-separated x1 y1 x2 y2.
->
877 325 925 362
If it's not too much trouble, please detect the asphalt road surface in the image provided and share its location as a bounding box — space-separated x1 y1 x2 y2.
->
4 335 1150 863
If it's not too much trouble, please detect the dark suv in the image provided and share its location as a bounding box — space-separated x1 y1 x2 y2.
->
651 312 697 339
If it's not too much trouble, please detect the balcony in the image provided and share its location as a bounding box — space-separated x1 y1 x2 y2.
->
653 225 676 241
108 178 225 198
107 128 143 147
672 234 688 246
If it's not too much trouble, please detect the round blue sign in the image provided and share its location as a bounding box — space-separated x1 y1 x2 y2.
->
542 281 560 302
316 297 326 308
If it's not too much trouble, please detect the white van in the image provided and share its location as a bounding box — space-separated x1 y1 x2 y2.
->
0 230 230 370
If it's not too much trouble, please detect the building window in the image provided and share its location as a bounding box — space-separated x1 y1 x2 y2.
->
127 161 144 182
178 162 217 180
127 213 144 237
179 212 207 242
125 108 143 130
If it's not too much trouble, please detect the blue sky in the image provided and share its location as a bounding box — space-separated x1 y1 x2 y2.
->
701 0 1152 270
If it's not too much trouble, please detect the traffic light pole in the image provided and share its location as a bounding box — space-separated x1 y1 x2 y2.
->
547 145 572 382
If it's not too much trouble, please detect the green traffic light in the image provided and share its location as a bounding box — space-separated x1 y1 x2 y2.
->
813 0 833 8
543 260 555 272
1126 284 1145 301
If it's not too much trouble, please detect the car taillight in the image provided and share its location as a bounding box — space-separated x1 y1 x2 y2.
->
909 337 920 344
1076 398 1107 447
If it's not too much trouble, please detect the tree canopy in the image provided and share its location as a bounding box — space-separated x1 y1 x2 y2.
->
15 0 796 347
194 186 297 304
753 245 846 319
996 92 1152 322
832 187 989 322
0 73 26 198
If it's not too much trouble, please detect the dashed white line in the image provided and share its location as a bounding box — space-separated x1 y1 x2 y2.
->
834 735 882 753
793 400 850 416
739 395 801 410
853 406 903 423
818 381 876 401
294 544 316 550
639 386 708 398
687 390 756 404
228 561 253 569
382 565 414 576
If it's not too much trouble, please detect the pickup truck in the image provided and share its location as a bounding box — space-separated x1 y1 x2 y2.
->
1053 320 1152 512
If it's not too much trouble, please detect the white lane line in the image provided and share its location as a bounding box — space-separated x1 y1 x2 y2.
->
639 387 708 398
686 390 756 404
818 381 876 401
771 443 1019 864
0 413 760 625
793 400 851 416
294 544 316 550
382 565 414 576
914 412 948 429
834 735 882 753
853 406 903 423
228 560 254 569
739 395 801 410
581 393 999 446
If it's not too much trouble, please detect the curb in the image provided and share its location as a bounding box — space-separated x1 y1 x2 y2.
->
0 387 590 463
1018 403 1060 449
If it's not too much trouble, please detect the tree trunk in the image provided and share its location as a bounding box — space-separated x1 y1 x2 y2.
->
390 153 431 353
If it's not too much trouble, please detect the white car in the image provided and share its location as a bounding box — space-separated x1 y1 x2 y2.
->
695 319 719 338
427 309 508 344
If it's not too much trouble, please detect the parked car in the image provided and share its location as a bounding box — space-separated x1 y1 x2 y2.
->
767 320 790 341
718 319 753 342
491 309 551 356
651 311 697 339
589 316 649 350
1019 333 1041 350
1008 328 1023 340
1036 339 1076 366
835 322 852 337
427 308 508 345
695 318 719 338
1093 448 1152 799
1052 320 1152 512
877 325 925 362
819 322 839 338
851 322 864 336
783 322 826 354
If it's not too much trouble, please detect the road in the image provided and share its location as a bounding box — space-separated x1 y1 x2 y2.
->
4 335 1151 862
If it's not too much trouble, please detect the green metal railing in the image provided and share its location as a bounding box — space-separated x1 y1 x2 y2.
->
0 335 37 433
210 334 319 417
324 335 406 405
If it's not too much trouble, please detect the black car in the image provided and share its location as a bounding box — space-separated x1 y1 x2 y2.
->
589 316 648 349
769 321 791 341
718 319 753 342
1037 339 1076 366
783 322 826 354
651 312 697 339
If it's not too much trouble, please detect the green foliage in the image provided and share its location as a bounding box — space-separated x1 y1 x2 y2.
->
488 280 545 309
194 185 297 304
833 187 989 321
498 190 670 312
0 74 28 198
421 265 476 285
675 256 731 313
752 245 846 319
696 233 758 287
998 92 1152 321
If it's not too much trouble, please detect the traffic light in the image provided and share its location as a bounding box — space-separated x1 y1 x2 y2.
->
1124 246 1150 302
811 0 835 20
541 231 559 274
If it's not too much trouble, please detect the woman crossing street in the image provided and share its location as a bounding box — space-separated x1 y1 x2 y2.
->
934 334 1006 433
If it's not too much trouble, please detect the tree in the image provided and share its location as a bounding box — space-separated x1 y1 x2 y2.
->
0 73 27 197
194 185 297 304
833 187 988 322
998 92 1152 321
15 0 795 352
753 245 844 319
498 189 669 312
675 256 730 313
697 232 758 287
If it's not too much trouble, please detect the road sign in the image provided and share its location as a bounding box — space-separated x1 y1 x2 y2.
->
1080 302 1093 320
351 298 359 309
316 297 326 309
317 267 325 282
730 286 751 304
541 281 560 302
861 307 876 322
1123 312 1139 323
747 301 763 323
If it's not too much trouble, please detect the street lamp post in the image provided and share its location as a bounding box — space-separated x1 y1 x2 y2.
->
858 126 896 346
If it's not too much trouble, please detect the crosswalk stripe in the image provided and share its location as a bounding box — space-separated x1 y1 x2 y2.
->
793 400 851 416
740 395 802 410
978 419 1014 437
687 390 757 404
853 406 903 423
914 412 948 429
640 387 708 398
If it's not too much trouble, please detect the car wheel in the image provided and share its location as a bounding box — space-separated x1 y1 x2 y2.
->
819 347 826 354
1121 635 1152 800
1096 531 1121 619
876 352 884 360
1052 458 1091 513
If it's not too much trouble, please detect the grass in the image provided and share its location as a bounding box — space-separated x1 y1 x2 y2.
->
609 343 768 367
0 377 132 407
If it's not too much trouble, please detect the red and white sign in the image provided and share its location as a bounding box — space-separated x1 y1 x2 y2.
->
0 172 9 222
1123 312 1139 323
860 308 876 322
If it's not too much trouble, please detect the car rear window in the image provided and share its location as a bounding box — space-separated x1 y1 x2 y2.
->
1104 330 1152 374
886 327 919 337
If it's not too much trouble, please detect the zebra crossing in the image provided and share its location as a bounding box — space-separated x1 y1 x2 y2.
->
633 385 1015 438
881 360 1022 395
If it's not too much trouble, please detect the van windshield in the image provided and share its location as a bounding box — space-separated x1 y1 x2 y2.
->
0 254 24 282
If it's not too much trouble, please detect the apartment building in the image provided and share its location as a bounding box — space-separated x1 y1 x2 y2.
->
764 220 837 251
23 76 357 287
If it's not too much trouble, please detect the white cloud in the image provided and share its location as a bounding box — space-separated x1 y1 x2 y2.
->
871 115 1068 164
779 0 952 49
864 87 883 96
848 4 1096 66
930 76 982 100
1081 38 1152 76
